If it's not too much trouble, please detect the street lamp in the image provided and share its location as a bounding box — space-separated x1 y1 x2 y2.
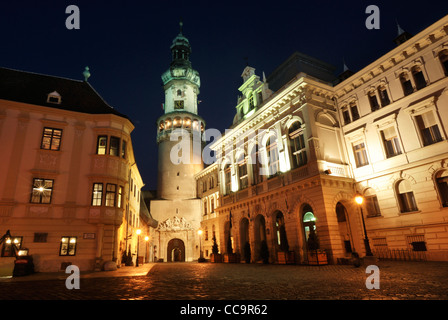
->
144 236 149 263
136 229 141 267
355 195 373 256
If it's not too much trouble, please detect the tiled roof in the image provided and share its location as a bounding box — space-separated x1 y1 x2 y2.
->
0 67 130 120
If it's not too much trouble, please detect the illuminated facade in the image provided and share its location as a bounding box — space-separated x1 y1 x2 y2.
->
198 15 448 263
150 22 204 262
0 67 146 271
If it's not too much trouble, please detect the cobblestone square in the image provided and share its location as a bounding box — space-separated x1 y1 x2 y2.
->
1 260 447 301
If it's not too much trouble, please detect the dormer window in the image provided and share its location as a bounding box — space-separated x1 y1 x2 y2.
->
47 91 61 104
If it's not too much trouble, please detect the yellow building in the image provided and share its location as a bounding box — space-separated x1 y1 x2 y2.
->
0 67 146 271
198 15 448 263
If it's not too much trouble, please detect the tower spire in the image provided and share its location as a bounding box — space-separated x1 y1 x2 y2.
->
179 18 183 35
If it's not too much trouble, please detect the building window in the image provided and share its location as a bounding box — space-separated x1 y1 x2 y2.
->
237 153 248 190
368 91 380 112
378 86 390 107
121 140 127 159
224 164 231 195
59 236 77 256
352 142 369 167
33 233 48 243
109 137 120 156
342 107 351 125
1 236 22 257
407 235 427 251
41 128 62 151
203 200 208 215
435 170 448 207
397 180 418 213
350 102 360 121
415 111 443 146
364 188 381 217
266 136 279 177
30 178 54 204
249 95 255 110
250 144 262 185
400 73 414 96
288 122 307 169
97 136 108 155
211 197 215 213
380 126 402 158
412 66 426 90
439 50 448 76
105 184 117 207
92 183 103 206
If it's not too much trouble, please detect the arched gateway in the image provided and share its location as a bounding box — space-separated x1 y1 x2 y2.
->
167 238 185 262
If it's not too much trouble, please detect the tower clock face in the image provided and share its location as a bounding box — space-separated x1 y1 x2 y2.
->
174 100 184 109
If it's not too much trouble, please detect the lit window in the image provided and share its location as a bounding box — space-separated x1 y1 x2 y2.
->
41 128 62 151
397 180 418 213
105 184 117 207
352 142 369 167
91 183 103 206
250 145 262 185
59 236 77 256
96 136 107 155
266 136 279 177
1 236 22 257
381 126 402 158
109 137 120 156
288 122 307 169
415 111 443 146
30 178 54 204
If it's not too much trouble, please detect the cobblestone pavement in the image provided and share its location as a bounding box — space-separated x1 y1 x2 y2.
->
1 260 447 300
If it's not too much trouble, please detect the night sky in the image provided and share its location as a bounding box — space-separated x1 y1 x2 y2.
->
1 1 445 190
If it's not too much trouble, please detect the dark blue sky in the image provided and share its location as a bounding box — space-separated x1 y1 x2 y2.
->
1 1 445 189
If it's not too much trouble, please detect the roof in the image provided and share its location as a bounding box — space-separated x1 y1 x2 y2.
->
0 67 130 121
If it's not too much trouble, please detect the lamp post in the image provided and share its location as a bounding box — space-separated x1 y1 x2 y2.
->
136 229 141 267
144 236 149 263
355 195 373 256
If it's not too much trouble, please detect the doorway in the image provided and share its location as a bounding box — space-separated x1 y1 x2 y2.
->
167 238 185 262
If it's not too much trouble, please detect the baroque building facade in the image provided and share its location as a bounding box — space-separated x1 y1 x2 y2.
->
149 23 204 262
197 15 448 263
0 67 147 272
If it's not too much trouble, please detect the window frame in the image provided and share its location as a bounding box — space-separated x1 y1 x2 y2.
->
41 127 63 151
30 178 54 204
352 141 369 168
59 236 77 256
91 183 103 206
105 183 117 207
96 136 108 155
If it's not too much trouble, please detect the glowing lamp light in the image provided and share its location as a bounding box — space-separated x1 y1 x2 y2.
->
144 236 149 241
197 229 203 236
355 195 364 205
69 238 76 244
37 186 45 192
136 229 141 235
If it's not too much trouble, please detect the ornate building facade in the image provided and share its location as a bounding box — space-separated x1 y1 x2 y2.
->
0 67 146 272
197 15 448 263
150 23 204 262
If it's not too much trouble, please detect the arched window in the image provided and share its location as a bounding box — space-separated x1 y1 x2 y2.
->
412 66 426 90
236 152 248 190
275 211 288 251
159 121 165 132
396 180 418 213
288 121 307 169
439 50 448 76
435 170 448 207
378 85 390 107
165 118 172 130
184 117 191 129
302 205 316 244
400 73 414 96
173 117 182 128
266 135 279 177
368 90 380 111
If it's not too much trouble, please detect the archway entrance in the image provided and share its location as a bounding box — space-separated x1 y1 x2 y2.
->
254 214 267 261
167 238 185 262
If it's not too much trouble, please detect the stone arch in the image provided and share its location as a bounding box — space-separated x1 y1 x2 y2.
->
167 238 185 262
316 111 337 126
